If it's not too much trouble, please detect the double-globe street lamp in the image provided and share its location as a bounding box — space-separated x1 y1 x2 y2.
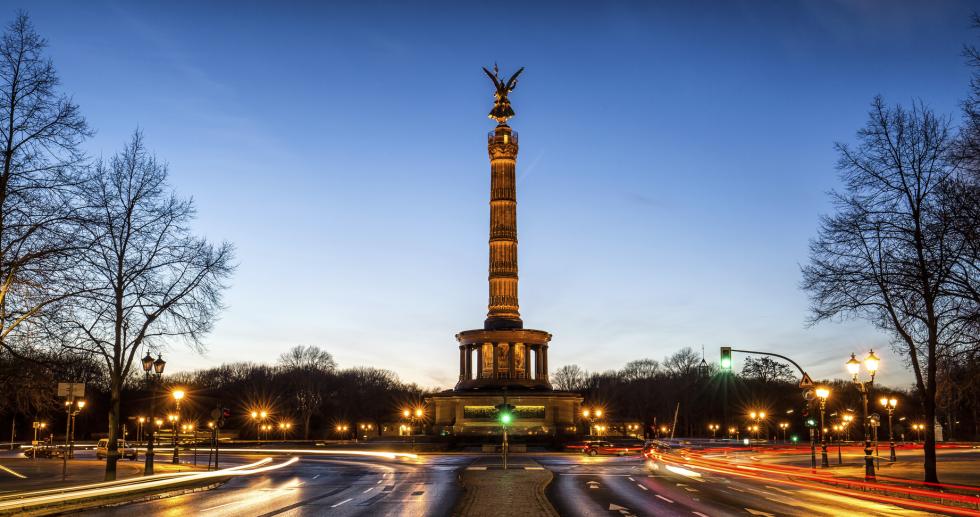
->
402 407 424 451
171 389 184 464
708 424 720 439
815 387 830 468
581 408 603 438
846 350 880 481
879 397 898 461
65 399 86 459
778 422 789 443
141 352 166 475
748 411 766 441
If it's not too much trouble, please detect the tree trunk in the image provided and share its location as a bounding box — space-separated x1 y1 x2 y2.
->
924 333 939 483
303 413 312 441
105 377 122 481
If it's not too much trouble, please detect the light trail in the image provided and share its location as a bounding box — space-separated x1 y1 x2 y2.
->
647 451 980 516
0 457 297 513
199 448 418 460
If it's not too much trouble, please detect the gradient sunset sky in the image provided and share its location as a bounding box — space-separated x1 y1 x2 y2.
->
17 1 979 388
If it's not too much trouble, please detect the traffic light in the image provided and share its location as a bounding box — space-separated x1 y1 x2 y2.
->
720 347 732 371
805 418 816 428
495 403 515 425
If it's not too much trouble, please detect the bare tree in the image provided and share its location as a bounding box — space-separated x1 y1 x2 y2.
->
277 345 336 439
802 97 971 482
619 359 660 382
552 364 586 391
65 131 234 480
740 357 794 384
662 347 701 378
0 13 90 355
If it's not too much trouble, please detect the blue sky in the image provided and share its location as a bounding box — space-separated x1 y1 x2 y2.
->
15 1 978 389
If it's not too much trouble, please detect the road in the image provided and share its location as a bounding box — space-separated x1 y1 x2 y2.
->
20 449 970 516
79 451 468 517
541 454 945 517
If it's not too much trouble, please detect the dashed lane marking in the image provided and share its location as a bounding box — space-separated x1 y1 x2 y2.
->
636 484 648 491
655 494 674 503
376 479 383 484
628 477 635 481
692 512 710 517
330 498 352 508
363 487 374 493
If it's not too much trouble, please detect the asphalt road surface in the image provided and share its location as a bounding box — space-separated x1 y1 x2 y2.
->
53 450 969 516
541 455 947 517
80 451 468 517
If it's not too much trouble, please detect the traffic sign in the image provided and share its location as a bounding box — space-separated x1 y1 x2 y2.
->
57 382 85 398
798 373 814 389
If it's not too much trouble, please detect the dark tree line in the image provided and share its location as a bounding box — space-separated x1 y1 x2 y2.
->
553 348 921 442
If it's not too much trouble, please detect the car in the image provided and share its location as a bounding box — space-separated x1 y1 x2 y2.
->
95 439 138 460
573 440 644 456
22 445 65 459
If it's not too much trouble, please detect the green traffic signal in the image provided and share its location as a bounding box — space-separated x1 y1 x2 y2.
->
720 347 732 371
500 412 512 425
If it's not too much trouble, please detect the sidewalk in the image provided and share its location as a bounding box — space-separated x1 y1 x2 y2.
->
454 456 558 517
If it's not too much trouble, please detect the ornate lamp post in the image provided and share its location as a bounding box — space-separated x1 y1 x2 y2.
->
748 411 766 440
581 408 602 438
708 424 719 439
879 397 897 461
141 353 165 475
171 390 184 464
67 400 86 459
815 387 830 468
728 426 738 441
778 422 789 443
31 421 47 460
846 350 880 481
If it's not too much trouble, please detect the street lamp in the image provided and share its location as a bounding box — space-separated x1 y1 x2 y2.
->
708 424 719 439
815 387 830 468
141 353 165 475
879 397 898 461
31 421 47 460
66 400 85 459
171 390 184 465
748 411 766 440
778 422 789 443
832 424 844 464
581 407 603 438
846 350 879 481
728 426 738 440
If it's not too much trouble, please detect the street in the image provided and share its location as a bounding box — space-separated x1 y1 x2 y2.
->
50 449 969 516
78 451 467 517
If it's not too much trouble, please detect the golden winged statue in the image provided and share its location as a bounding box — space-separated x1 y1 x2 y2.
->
483 64 524 124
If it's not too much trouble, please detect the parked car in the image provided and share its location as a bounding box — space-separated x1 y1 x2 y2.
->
95 439 138 460
22 445 65 459
569 440 643 456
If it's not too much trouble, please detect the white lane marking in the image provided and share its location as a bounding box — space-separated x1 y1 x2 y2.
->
628 477 635 481
526 466 544 470
312 474 320 479
330 498 352 508
655 495 674 503
744 509 775 517
202 502 238 512
636 484 648 491
466 466 487 470
363 487 374 493
376 479 383 484
586 480 601 489
692 512 710 517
